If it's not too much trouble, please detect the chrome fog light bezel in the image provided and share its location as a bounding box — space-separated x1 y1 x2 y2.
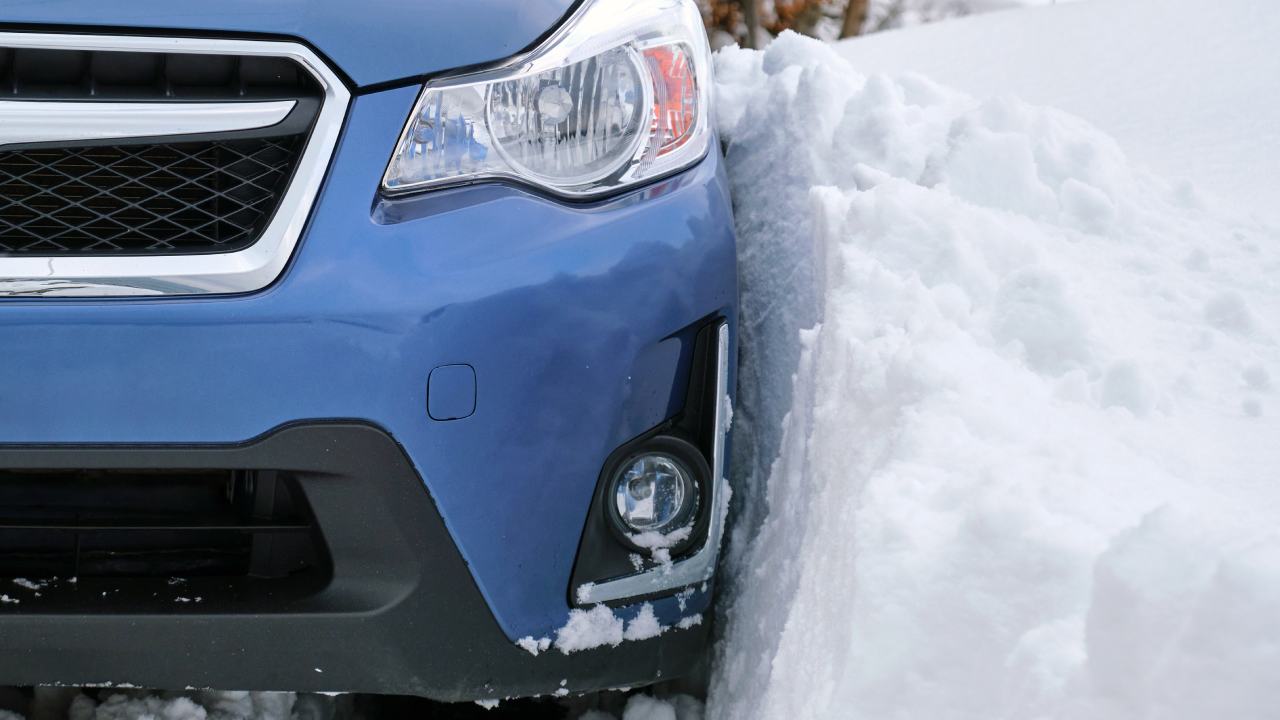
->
573 320 730 606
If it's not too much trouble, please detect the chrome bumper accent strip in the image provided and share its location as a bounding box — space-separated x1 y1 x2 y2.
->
0 33 351 298
576 321 731 605
0 99 296 149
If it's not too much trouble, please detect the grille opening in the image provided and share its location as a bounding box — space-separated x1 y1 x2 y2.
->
0 469 327 582
0 136 304 255
0 43 322 257
0 48 322 100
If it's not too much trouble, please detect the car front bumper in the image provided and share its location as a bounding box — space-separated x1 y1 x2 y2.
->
0 424 712 699
0 84 738 699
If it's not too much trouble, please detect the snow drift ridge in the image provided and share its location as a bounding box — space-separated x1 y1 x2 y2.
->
710 32 1280 720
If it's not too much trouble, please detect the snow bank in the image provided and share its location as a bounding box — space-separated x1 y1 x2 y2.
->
836 0 1280 225
709 31 1280 720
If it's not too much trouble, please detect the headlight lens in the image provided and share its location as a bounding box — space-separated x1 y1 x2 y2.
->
488 46 647 187
382 0 713 198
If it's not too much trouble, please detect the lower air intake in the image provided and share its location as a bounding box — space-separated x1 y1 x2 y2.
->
0 469 324 580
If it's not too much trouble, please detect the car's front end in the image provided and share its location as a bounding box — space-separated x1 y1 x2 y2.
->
0 0 736 701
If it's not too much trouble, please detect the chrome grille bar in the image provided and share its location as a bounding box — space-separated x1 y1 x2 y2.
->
0 100 296 149
0 33 351 297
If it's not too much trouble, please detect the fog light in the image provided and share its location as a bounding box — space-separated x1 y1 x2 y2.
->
610 453 699 536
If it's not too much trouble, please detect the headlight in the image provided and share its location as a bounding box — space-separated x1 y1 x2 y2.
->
382 0 713 198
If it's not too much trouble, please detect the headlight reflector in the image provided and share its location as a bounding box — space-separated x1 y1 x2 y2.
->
488 46 647 186
382 0 712 198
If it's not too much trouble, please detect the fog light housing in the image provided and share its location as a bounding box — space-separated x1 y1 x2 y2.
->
605 436 706 549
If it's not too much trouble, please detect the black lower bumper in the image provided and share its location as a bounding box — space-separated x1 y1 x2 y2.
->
0 423 707 700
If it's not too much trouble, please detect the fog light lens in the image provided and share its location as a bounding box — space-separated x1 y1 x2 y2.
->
611 453 698 535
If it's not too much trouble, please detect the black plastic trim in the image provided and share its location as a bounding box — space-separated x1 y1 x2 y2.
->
0 422 707 701
569 316 724 606
0 25 358 92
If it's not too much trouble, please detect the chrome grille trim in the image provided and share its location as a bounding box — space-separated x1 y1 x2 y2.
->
0 100 297 149
0 33 351 297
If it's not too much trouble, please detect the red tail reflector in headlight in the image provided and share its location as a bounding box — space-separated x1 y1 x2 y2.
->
644 44 698 157
383 0 714 199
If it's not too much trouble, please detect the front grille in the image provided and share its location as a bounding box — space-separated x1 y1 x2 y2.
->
0 43 323 258
0 47 320 101
0 136 303 255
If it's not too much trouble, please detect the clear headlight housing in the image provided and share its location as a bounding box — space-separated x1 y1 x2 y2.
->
382 0 713 198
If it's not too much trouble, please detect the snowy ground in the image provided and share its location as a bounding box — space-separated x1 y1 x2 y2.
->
8 1 1278 718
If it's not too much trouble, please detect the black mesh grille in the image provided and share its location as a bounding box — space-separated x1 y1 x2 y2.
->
0 136 303 255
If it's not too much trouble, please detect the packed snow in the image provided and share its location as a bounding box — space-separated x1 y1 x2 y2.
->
837 0 1280 224
7 2 1278 718
514 603 703 657
708 22 1279 720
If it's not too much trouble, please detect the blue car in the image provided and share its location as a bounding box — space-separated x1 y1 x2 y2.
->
0 0 736 702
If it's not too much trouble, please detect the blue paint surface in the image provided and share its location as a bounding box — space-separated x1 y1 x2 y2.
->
0 0 577 86
0 85 739 640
